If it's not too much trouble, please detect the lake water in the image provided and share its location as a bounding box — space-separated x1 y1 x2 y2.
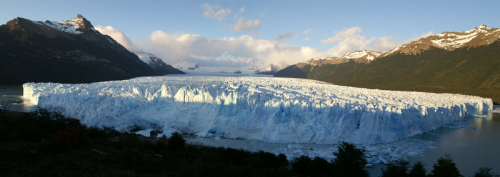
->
2 88 499 176
0 88 33 112
367 107 500 176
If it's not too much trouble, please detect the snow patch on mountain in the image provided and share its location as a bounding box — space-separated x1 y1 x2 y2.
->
340 50 381 61
31 15 96 35
23 76 492 145
383 25 500 56
255 61 289 75
431 31 477 48
32 18 83 34
135 51 161 65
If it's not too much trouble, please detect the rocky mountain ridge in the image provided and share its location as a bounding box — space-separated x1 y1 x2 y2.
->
381 24 500 57
275 25 500 103
0 14 182 85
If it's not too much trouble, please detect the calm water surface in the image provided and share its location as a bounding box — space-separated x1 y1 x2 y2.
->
0 88 32 112
2 88 499 176
368 107 500 176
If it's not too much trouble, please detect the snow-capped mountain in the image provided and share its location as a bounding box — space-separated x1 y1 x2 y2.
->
31 14 96 34
275 25 500 103
255 61 290 75
296 50 382 68
305 57 337 66
382 24 500 57
174 60 201 70
0 14 180 85
135 52 184 75
172 58 287 76
340 50 382 61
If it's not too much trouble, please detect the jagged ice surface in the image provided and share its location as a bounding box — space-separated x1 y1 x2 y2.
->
23 76 492 144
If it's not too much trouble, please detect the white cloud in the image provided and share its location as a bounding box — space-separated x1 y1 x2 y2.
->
149 31 328 67
202 3 261 36
321 26 434 56
321 27 375 56
97 24 435 69
371 31 434 52
302 29 311 35
230 17 260 33
321 27 363 45
95 25 137 51
233 7 245 19
371 36 398 52
276 32 293 42
202 3 232 21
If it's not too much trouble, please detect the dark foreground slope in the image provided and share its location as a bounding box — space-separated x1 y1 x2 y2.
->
0 15 181 85
276 41 500 103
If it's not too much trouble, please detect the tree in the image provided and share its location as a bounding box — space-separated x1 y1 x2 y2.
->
474 167 500 177
333 141 368 177
291 155 312 175
409 161 427 177
381 159 410 177
0 100 13 117
431 154 462 177
167 132 185 151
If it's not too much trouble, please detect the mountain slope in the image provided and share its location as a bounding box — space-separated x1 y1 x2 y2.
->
0 15 180 85
274 50 380 78
275 25 500 103
135 51 184 75
324 42 500 102
381 24 500 57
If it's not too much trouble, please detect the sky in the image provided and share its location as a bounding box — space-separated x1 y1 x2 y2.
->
1 0 499 67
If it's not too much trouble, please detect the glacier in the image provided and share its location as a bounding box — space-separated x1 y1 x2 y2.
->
23 76 492 144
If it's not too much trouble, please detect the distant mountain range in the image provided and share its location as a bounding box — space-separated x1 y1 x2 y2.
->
276 25 500 103
0 14 182 85
172 58 289 75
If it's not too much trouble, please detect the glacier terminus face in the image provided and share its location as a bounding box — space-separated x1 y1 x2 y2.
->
23 76 493 144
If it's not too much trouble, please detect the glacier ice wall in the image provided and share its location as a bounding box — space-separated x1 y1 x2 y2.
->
23 76 493 144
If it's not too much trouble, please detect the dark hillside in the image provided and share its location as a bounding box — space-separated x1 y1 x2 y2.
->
276 41 500 102
0 15 181 85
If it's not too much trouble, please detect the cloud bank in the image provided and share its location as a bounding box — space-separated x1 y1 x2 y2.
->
95 25 137 51
321 27 433 57
96 25 433 69
149 31 327 67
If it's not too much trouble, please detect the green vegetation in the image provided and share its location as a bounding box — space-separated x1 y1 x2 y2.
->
276 41 500 103
474 167 500 177
333 141 369 177
381 160 427 177
430 154 463 177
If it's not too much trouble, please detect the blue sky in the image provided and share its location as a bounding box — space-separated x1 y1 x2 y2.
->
2 0 499 66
